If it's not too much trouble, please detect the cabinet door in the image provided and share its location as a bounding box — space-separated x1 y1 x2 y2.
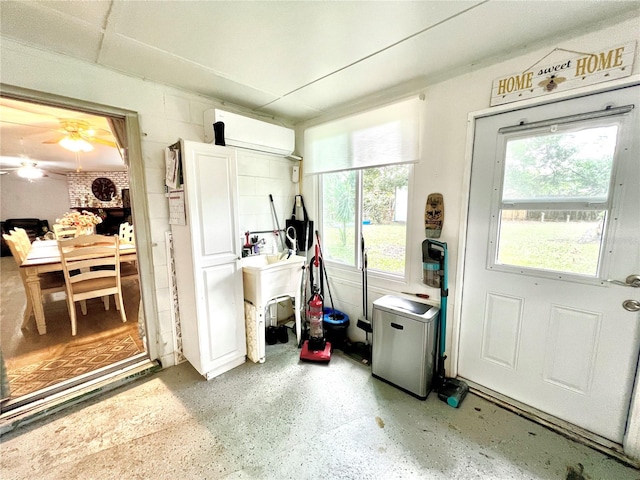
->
181 141 246 377
182 141 240 266
199 262 246 376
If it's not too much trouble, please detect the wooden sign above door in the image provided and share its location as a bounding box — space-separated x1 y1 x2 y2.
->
490 42 636 106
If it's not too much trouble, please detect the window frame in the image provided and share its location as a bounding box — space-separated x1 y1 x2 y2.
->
319 163 414 281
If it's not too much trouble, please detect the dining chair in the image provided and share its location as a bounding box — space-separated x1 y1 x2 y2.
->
6 230 27 260
11 227 32 257
118 222 135 245
57 234 127 336
118 222 138 281
120 259 139 283
53 223 77 240
2 232 66 329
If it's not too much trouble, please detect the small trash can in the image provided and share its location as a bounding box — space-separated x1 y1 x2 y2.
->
371 295 439 400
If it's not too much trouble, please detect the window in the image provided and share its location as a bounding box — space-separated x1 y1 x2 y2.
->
305 96 421 278
321 164 410 276
492 121 619 277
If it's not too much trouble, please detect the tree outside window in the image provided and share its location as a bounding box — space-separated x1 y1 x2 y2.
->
496 125 617 276
322 164 410 276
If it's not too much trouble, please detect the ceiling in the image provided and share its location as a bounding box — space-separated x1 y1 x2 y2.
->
0 97 121 175
1 1 638 173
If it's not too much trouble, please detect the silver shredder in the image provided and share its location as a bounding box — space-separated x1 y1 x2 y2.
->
371 295 439 400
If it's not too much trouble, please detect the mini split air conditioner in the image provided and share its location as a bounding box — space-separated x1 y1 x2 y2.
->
203 109 295 157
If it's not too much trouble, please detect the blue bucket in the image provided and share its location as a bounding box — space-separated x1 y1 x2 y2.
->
323 308 350 350
323 308 349 325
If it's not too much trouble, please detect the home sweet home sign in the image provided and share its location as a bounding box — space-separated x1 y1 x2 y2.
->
490 42 636 106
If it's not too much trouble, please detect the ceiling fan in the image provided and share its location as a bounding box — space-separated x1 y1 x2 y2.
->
0 98 124 173
44 119 117 152
0 161 56 180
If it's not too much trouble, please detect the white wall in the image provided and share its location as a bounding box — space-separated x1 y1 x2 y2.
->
1 173 69 229
0 38 297 368
2 14 636 361
299 14 640 349
297 13 640 459
3 12 639 455
236 151 300 254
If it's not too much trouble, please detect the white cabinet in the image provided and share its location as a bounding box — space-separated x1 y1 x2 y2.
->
171 140 246 379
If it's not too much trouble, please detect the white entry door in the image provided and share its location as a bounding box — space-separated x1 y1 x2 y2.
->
459 85 640 443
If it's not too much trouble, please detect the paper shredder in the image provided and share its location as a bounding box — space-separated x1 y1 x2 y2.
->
371 295 439 400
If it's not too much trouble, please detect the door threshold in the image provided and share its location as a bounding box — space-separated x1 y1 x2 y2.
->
0 354 160 436
462 378 640 469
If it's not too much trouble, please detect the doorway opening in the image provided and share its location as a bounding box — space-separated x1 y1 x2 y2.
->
0 94 150 411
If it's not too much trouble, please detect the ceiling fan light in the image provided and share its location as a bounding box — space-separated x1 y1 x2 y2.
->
17 163 44 179
59 136 94 152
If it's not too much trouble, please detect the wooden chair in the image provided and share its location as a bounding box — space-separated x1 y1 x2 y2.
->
2 232 66 329
11 227 32 257
120 259 139 283
58 234 127 336
53 223 77 240
118 222 138 281
118 222 135 245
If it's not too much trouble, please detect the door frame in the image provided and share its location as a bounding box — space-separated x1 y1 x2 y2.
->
453 74 640 460
0 83 160 362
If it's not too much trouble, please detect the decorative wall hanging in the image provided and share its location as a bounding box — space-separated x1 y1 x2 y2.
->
490 42 636 106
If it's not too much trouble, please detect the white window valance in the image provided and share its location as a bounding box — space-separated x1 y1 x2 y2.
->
303 96 422 175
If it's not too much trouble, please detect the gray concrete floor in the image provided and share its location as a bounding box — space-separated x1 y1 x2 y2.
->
1 341 638 480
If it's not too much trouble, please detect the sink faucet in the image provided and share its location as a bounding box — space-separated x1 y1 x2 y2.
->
241 231 270 257
247 236 265 255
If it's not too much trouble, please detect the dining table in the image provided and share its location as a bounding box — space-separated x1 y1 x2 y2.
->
20 239 137 335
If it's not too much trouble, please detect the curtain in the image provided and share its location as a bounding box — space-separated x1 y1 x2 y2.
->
303 96 423 175
107 116 129 166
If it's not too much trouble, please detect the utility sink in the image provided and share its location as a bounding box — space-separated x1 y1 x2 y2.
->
241 254 305 302
241 254 303 269
241 254 306 359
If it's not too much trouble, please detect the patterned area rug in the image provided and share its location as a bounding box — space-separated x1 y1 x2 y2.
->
7 335 142 398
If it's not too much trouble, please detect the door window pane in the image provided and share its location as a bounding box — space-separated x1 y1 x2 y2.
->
495 123 619 277
496 209 605 276
503 126 618 202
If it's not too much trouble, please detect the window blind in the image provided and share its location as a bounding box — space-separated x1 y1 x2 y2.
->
304 97 422 175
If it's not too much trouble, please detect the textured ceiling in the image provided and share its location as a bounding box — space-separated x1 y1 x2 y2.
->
0 1 638 173
1 1 638 123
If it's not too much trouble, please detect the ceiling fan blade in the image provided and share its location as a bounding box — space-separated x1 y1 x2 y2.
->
43 135 65 144
84 126 112 136
88 137 117 148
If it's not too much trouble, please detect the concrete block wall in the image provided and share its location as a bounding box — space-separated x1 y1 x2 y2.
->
1 38 297 368
236 150 300 253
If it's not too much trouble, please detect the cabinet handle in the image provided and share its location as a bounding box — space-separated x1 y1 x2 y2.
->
390 322 404 330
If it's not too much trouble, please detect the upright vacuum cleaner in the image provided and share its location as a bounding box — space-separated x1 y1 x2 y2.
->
300 245 332 362
423 239 469 408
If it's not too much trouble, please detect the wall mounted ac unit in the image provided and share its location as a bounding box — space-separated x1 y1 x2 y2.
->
204 109 295 157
